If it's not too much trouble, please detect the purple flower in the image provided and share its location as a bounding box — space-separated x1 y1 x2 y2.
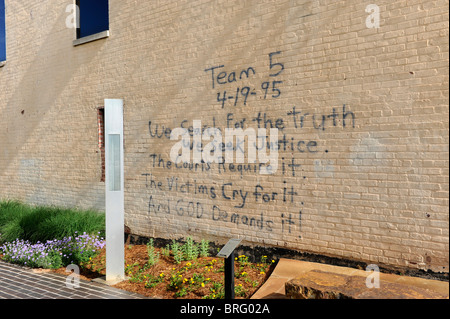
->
0 232 105 269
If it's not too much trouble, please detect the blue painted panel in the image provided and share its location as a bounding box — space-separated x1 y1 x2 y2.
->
0 0 6 61
79 0 109 38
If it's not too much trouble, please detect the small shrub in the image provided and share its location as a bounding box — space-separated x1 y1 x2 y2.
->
0 219 25 244
0 200 105 244
171 240 183 264
174 250 183 264
161 244 171 258
183 237 199 261
169 237 210 263
171 240 180 255
199 239 210 258
146 238 160 267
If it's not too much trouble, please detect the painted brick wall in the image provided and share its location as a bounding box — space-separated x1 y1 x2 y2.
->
0 0 448 273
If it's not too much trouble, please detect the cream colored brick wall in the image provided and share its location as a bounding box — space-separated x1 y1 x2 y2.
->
0 0 448 272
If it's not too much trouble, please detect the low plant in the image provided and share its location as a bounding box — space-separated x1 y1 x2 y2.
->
234 283 247 297
0 232 105 269
161 244 171 258
199 239 209 258
236 254 249 267
0 200 105 244
169 237 209 264
252 255 276 274
236 270 248 279
146 238 159 267
182 237 199 261
171 240 183 264
203 282 224 299
168 273 184 291
171 240 180 255
129 265 151 284
125 262 139 277
145 273 165 289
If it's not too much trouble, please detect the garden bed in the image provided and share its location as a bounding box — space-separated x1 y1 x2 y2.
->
51 242 275 299
0 201 274 299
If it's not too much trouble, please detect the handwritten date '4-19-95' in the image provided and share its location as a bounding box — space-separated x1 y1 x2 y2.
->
205 51 285 108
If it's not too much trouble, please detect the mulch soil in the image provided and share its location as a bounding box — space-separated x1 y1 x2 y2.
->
50 244 275 299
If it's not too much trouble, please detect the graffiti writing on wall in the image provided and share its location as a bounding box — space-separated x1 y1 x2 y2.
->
142 51 356 240
142 173 303 236
205 51 284 108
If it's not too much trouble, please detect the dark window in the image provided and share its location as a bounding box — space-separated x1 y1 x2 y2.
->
97 107 106 182
0 0 6 62
77 0 109 39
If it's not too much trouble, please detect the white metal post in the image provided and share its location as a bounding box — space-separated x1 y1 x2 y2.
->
104 99 125 283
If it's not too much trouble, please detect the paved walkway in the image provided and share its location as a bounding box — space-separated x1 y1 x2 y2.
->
2 258 448 300
0 261 148 299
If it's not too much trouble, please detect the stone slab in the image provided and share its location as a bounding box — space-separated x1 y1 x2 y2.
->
251 258 449 299
285 269 449 299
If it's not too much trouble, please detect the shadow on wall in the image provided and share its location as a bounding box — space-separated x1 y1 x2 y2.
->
0 2 108 209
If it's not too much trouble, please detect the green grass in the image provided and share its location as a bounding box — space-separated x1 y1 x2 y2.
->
0 200 105 244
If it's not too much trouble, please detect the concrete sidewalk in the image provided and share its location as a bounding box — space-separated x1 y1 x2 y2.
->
0 261 148 299
252 258 449 299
